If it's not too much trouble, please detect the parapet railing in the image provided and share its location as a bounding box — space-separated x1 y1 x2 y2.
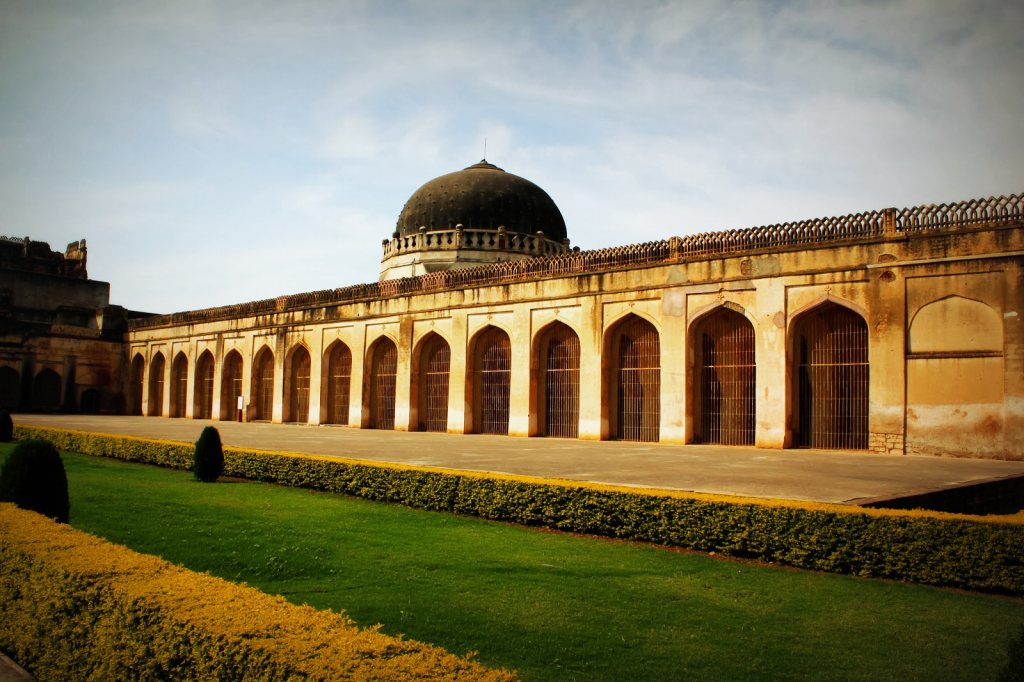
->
381 228 571 261
129 191 1023 330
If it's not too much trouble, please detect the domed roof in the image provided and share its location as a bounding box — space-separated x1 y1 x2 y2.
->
395 161 567 242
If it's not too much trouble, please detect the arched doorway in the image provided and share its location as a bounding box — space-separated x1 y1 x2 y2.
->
221 351 243 421
537 322 580 438
325 343 352 425
171 353 188 418
33 369 61 410
417 334 451 432
793 303 869 450
369 338 398 430
253 348 275 421
694 308 756 445
288 346 311 423
129 355 144 415
80 388 100 414
474 327 511 435
0 366 20 409
610 315 660 442
148 353 165 416
194 351 214 420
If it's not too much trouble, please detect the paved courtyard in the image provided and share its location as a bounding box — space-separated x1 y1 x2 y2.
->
15 414 1024 505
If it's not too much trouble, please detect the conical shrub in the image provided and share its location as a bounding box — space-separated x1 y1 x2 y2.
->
0 410 12 442
193 426 224 483
0 439 70 523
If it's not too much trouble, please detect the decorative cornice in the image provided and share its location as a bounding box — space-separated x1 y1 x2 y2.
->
129 192 1024 331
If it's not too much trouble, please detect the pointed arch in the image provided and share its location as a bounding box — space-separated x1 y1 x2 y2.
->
367 337 398 430
691 306 755 445
129 354 145 415
286 344 312 423
908 295 1001 353
0 366 19 409
791 302 868 449
148 352 165 416
468 325 511 435
171 352 189 418
533 320 580 438
323 341 352 425
606 314 660 442
33 369 62 410
252 346 275 421
194 351 215 420
221 350 244 421
413 332 451 432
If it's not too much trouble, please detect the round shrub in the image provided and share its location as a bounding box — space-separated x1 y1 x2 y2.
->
0 439 70 523
0 410 12 442
193 426 224 483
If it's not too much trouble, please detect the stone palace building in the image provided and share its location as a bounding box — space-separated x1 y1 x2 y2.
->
4 161 1023 459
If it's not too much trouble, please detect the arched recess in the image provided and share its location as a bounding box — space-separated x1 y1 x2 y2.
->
367 337 398 430
692 306 756 445
129 354 145 416
906 295 1004 457
194 351 215 420
221 350 244 421
148 353 165 416
606 314 660 442
533 321 580 438
286 345 312 423
170 352 189 418
33 369 62 410
413 333 451 432
80 388 100 414
252 346 275 421
908 295 1002 353
0 366 20 409
323 342 352 425
791 302 868 449
468 325 511 435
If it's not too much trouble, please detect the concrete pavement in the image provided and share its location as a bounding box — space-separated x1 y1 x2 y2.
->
15 414 1024 505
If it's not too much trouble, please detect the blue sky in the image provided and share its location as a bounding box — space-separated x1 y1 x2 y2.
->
2 0 1022 313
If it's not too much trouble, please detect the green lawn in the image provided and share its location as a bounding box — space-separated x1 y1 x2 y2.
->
2 443 1022 681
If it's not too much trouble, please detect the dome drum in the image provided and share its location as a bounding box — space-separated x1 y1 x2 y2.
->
380 160 572 281
380 225 571 280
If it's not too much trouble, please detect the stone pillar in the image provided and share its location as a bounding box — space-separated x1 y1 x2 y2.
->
161 353 172 418
577 297 603 440
184 348 196 419
448 312 468 433
756 280 788 448
211 335 224 421
508 305 531 437
272 333 285 424
394 317 414 431
351 323 368 428
660 292 687 444
307 333 324 426
867 269 907 455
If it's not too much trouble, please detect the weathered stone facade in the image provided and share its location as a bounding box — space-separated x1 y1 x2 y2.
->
0 237 129 414
125 190 1024 460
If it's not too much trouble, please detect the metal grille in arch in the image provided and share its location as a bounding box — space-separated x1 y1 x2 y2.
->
478 328 511 435
195 354 214 420
421 336 451 432
255 351 274 421
796 304 869 450
223 353 243 421
696 309 756 446
289 348 311 423
615 316 660 442
173 356 187 418
372 340 398 430
327 344 351 425
544 324 580 438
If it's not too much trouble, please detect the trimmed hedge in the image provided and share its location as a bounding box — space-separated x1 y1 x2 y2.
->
0 503 516 682
15 424 1024 594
